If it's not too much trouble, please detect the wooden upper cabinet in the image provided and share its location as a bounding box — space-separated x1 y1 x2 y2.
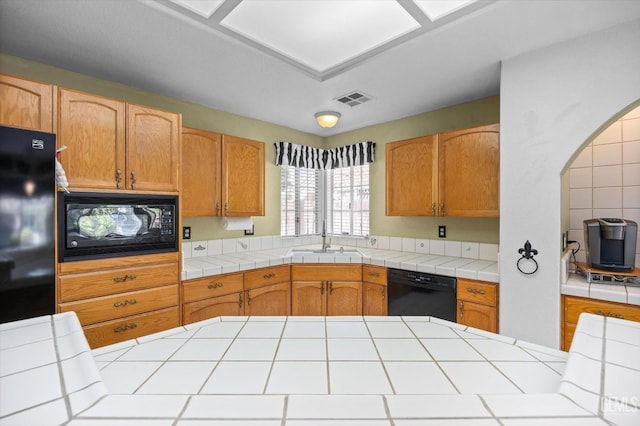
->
126 104 180 192
0 74 53 132
57 89 126 190
438 123 499 217
385 135 438 216
385 123 499 217
181 128 222 217
221 135 265 216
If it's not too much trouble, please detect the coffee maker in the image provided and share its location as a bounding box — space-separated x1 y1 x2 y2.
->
584 218 637 272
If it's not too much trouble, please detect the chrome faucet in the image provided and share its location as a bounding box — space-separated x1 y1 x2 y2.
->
321 219 331 252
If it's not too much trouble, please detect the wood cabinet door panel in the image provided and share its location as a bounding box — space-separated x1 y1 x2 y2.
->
438 123 499 217
126 104 180 192
363 265 387 285
57 89 125 189
58 262 178 302
245 265 291 290
456 278 497 306
291 281 325 316
385 135 437 216
221 135 264 216
563 322 577 352
83 306 179 349
183 292 244 325
457 300 497 333
245 282 291 316
327 281 362 316
0 74 53 132
59 284 178 325
182 272 244 303
181 128 221 216
363 282 387 316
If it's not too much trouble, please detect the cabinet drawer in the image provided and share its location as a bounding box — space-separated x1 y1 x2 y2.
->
291 265 362 281
456 278 497 306
564 296 640 324
83 306 179 348
59 284 178 325
182 272 243 303
58 262 178 302
244 265 291 290
363 265 387 285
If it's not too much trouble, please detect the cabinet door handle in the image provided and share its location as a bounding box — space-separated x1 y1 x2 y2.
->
238 293 243 308
115 168 122 189
431 202 436 216
440 202 445 216
320 282 325 295
329 282 334 296
208 282 224 289
114 323 137 333
113 299 137 307
381 288 385 300
594 310 624 319
130 170 137 190
224 202 229 216
247 290 252 305
216 201 221 216
459 301 464 318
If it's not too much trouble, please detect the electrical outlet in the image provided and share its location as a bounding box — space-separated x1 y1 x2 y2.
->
438 225 446 238
183 226 191 240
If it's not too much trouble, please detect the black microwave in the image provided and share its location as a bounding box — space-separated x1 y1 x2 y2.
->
58 192 178 262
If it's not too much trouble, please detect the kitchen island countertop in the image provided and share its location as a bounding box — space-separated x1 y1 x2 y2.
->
1 312 638 425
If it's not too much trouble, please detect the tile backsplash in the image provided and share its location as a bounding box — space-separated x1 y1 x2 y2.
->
568 105 640 265
183 234 499 262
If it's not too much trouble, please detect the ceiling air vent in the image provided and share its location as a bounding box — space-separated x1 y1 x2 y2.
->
335 91 374 107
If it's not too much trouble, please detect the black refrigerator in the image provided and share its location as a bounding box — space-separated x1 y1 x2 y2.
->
0 125 56 323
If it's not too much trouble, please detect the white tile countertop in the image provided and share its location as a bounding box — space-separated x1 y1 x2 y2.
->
563 274 640 306
1 312 638 425
181 242 500 283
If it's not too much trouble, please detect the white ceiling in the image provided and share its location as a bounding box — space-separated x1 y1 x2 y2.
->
1 0 639 136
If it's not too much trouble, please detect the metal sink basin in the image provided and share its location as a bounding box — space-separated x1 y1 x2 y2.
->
287 248 362 257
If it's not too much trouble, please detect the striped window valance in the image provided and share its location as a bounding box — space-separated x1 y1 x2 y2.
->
274 141 376 170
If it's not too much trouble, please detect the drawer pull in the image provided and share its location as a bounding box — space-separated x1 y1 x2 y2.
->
381 288 385 300
113 274 136 283
459 301 464 318
207 282 224 289
466 288 486 295
247 290 252 306
114 323 137 333
367 271 380 277
593 310 624 319
263 273 276 279
113 299 137 307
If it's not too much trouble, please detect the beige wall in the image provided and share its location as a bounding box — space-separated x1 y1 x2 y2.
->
1 53 499 243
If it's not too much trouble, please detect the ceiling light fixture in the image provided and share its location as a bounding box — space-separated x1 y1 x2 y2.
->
315 111 341 128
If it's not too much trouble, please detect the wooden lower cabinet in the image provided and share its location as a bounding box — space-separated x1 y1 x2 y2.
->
291 265 363 316
182 265 291 324
57 252 180 348
362 265 387 316
245 282 291 316
456 278 498 333
562 295 640 351
183 292 244 324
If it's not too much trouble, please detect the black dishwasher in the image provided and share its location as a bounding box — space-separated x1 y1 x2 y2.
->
387 268 457 321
